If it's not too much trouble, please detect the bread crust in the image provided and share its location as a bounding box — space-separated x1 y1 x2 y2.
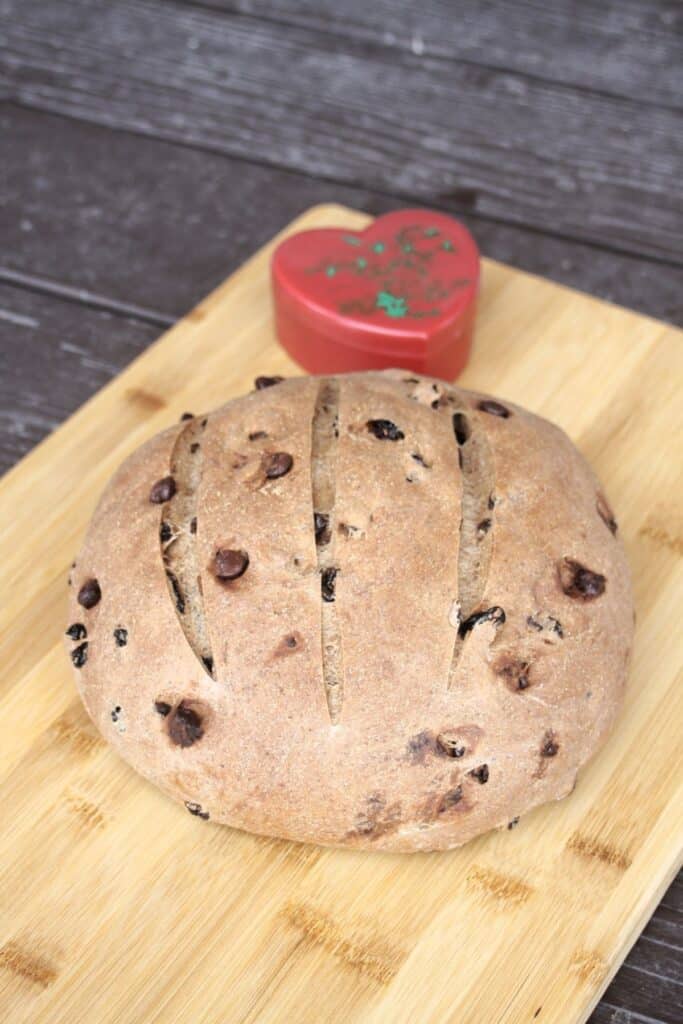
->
65 372 633 851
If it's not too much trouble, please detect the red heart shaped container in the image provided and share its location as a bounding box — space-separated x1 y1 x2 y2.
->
271 209 479 380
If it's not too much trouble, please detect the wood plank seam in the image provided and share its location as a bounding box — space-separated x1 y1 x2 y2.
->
0 264 175 327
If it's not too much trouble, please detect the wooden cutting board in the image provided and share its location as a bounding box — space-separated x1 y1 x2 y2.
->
1 205 681 1024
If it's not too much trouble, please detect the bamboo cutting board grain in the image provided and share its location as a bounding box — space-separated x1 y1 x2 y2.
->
0 205 681 1024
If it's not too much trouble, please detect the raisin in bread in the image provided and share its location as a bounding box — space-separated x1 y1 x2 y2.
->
65 371 633 851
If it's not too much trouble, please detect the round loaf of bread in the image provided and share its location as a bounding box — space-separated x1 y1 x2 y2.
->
65 371 633 851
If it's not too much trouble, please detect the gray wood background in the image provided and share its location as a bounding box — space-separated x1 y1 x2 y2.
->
1 2 681 1020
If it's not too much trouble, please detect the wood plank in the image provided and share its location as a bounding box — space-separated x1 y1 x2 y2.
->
2 103 681 325
593 872 679 1024
0 204 681 1024
2 103 680 327
0 282 160 465
602 917 683 1018
196 0 683 109
626 935 682 985
640 905 683 951
3 101 679 478
1 105 680 479
590 1003 670 1024
595 958 683 1023
0 281 159 474
659 871 683 914
1 1 681 261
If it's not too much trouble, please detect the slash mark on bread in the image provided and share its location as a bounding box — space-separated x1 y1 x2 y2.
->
447 402 497 688
160 418 215 677
311 379 345 724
